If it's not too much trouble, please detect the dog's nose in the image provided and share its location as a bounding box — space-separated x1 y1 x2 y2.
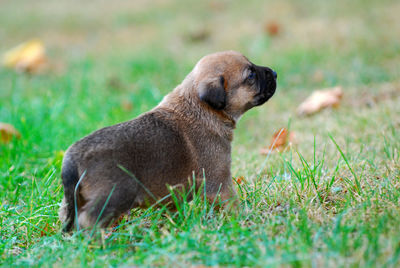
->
272 70 277 79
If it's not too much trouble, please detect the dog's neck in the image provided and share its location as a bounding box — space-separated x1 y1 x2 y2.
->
157 85 235 140
217 110 236 129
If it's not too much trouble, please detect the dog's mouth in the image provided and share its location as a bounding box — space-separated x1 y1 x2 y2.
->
250 65 277 106
252 78 276 106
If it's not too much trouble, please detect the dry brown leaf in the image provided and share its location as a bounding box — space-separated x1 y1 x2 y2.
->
0 123 21 143
297 86 343 116
107 76 124 90
185 28 210 43
40 223 50 237
121 100 133 111
2 39 47 73
269 127 288 150
264 21 281 36
260 128 287 154
260 128 297 154
233 176 246 185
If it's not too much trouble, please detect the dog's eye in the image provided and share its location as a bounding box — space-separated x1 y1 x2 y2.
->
248 71 256 80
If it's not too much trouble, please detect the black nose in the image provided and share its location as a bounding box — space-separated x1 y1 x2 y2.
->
272 70 277 79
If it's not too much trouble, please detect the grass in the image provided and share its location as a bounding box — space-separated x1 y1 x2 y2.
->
1 0 400 266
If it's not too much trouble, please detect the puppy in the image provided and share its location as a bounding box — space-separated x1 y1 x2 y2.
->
59 51 277 231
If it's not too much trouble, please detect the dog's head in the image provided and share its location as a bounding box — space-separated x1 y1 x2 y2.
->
192 51 277 120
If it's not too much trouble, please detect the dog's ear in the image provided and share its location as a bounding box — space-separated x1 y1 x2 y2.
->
198 76 226 110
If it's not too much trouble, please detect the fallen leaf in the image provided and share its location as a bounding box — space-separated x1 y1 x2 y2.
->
297 86 343 116
0 123 21 143
2 39 47 73
121 100 133 111
260 128 287 154
40 223 49 237
233 176 246 185
264 21 281 36
185 28 211 43
107 76 124 90
260 128 297 154
269 127 288 150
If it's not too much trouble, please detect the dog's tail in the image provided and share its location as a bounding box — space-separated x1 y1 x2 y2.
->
59 151 80 232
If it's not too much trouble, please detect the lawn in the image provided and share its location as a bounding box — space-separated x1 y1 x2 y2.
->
1 0 400 267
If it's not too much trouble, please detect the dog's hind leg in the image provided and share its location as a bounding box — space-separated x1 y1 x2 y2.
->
77 184 137 229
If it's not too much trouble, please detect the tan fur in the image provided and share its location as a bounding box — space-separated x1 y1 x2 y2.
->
59 51 277 231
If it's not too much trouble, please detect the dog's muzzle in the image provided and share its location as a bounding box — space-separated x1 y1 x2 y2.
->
253 67 277 106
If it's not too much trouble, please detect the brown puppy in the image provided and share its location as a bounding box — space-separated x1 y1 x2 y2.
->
59 51 277 231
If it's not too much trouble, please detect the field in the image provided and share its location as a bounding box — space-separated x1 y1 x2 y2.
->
1 0 400 266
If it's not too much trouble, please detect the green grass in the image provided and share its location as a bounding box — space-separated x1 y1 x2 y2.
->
1 0 400 266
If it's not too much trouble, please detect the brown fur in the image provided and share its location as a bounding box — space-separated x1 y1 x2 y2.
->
59 51 277 231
